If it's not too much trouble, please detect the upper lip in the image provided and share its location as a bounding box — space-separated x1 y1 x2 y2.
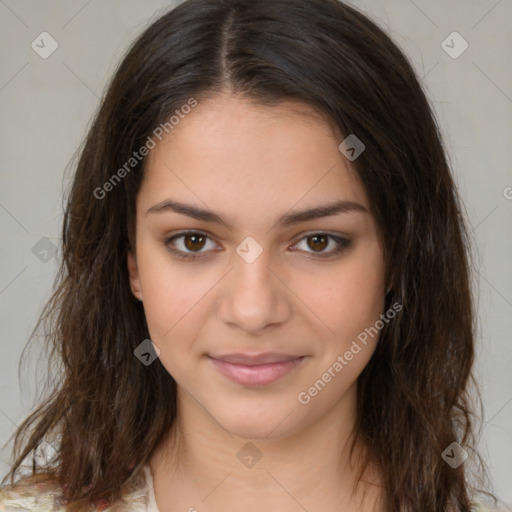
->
209 353 305 365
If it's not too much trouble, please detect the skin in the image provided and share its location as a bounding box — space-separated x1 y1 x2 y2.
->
127 92 388 511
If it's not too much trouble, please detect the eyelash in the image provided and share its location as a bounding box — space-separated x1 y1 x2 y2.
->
163 231 352 261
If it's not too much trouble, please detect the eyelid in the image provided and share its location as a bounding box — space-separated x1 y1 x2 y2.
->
292 229 350 243
290 231 352 258
164 230 220 259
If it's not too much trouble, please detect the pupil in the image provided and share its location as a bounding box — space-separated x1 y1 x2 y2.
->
309 235 327 251
185 234 205 251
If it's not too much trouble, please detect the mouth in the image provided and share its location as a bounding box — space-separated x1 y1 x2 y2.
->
208 353 307 386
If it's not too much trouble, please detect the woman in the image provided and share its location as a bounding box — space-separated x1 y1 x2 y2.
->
0 0 500 510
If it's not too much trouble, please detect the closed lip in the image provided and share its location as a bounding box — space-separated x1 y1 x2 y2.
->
208 353 305 365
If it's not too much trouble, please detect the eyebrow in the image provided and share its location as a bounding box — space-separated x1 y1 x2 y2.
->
146 198 368 229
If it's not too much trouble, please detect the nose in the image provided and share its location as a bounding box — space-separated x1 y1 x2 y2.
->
218 248 292 335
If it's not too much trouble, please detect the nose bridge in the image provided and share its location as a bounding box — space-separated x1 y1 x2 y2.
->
219 242 290 333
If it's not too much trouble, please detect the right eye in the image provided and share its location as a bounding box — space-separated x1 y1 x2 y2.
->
164 231 219 260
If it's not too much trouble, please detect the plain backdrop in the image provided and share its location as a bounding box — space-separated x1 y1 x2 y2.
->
0 0 511 506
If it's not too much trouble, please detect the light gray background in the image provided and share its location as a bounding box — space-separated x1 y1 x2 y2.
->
0 0 511 506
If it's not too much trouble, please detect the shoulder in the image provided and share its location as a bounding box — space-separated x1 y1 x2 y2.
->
0 477 104 511
0 479 64 511
0 483 133 511
0 466 154 512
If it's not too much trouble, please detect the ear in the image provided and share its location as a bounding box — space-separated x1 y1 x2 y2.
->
127 251 143 301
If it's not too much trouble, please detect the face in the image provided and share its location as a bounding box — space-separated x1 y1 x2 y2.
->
128 93 387 440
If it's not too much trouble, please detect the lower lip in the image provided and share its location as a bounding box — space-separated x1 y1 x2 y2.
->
209 357 306 386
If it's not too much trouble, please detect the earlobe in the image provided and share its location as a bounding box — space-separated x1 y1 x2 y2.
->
127 251 143 301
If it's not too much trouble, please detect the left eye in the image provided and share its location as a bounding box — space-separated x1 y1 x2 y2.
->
164 231 351 260
292 233 351 257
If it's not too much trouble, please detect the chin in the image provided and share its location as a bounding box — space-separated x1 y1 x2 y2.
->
213 403 305 441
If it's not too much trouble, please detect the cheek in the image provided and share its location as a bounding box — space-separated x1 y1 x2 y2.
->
135 244 197 340
135 244 220 375
296 241 386 341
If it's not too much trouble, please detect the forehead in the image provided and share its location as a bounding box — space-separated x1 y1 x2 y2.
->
139 93 367 213
160 93 341 147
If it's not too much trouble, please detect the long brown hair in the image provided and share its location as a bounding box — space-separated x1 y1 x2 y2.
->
1 0 497 510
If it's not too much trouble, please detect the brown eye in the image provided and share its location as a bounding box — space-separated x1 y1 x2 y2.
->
307 234 329 252
164 231 218 260
183 233 207 252
293 232 352 258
